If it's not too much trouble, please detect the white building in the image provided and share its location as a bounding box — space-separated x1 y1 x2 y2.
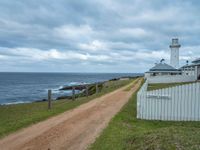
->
145 38 200 83
145 62 181 78
181 58 200 80
145 38 181 80
170 38 181 68
138 39 200 121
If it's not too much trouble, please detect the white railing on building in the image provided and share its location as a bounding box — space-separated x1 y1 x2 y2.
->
137 81 200 121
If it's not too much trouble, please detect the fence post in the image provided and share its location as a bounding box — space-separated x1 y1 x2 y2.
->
48 90 52 109
86 85 89 97
72 86 75 100
96 83 99 94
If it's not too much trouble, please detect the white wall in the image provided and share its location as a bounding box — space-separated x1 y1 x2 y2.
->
144 73 150 79
137 81 200 121
170 47 179 68
147 75 196 84
182 66 199 80
182 69 195 76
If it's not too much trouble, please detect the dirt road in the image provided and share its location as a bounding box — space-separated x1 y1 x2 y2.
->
0 79 142 150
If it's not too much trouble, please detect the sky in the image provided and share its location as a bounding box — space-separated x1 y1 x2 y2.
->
0 0 200 73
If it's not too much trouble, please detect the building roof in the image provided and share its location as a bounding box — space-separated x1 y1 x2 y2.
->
181 58 200 68
150 63 178 71
192 58 200 64
146 63 181 73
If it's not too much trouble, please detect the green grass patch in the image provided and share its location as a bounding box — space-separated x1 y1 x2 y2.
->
0 79 133 138
148 82 195 91
124 79 138 91
90 80 200 150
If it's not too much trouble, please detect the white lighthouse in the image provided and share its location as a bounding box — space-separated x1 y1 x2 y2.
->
170 38 181 68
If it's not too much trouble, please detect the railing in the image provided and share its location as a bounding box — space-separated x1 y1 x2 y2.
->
137 80 148 118
137 81 200 121
47 82 103 109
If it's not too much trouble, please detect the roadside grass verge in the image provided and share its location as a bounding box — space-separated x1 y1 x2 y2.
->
148 81 196 91
0 79 133 138
90 80 200 150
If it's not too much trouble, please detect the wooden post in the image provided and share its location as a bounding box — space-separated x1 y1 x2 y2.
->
72 86 75 100
86 85 89 97
48 90 52 109
96 83 99 94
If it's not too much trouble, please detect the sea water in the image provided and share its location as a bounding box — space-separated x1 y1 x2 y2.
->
0 72 141 105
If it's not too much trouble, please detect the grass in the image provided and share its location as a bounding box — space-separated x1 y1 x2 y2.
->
90 79 200 150
0 79 133 138
148 81 195 91
124 79 139 91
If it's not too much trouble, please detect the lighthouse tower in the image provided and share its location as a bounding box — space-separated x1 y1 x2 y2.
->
170 38 181 68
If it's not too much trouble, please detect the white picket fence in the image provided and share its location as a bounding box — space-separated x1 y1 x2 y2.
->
137 81 200 121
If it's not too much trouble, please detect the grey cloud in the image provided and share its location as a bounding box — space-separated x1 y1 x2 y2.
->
0 0 200 72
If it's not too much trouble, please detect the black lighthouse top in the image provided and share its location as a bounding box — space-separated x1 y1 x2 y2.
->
170 38 181 48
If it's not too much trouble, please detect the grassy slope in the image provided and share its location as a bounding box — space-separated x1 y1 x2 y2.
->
90 80 200 150
148 82 195 91
0 79 133 138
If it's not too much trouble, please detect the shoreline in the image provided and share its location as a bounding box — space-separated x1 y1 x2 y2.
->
0 76 141 106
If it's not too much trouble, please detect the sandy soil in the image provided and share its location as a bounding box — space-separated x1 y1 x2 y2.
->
0 79 142 150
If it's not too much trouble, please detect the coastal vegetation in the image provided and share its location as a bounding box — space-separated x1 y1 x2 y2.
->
90 81 200 150
0 78 134 138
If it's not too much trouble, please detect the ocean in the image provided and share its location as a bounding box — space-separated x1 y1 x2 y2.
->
0 72 142 105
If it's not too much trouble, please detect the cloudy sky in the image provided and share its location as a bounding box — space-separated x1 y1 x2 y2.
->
0 0 200 73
